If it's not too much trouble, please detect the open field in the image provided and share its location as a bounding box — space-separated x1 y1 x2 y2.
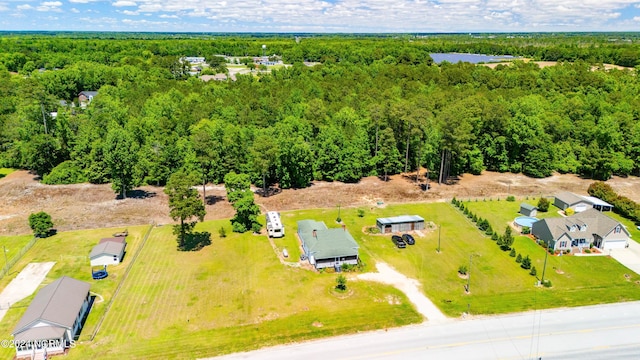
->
2 169 639 236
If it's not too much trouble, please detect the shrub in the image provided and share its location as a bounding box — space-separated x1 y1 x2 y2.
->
543 279 553 288
232 222 247 233
509 248 516 257
516 254 522 263
506 195 516 202
537 197 550 212
522 226 530 235
584 249 591 254
485 226 494 236
565 208 575 216
218 226 227 238
42 161 88 184
491 232 499 241
335 275 347 291
529 266 537 276
521 255 532 269
251 222 262 233
357 209 365 217
458 265 468 275
366 226 380 234
28 211 54 238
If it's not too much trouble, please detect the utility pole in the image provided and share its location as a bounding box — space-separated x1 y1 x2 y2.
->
466 254 472 293
437 225 441 253
3 246 8 274
540 247 549 285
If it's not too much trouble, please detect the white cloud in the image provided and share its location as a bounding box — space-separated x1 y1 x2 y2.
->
36 0 62 12
113 0 137 6
17 4 32 10
71 7 80 12
5 0 640 31
0 3 8 12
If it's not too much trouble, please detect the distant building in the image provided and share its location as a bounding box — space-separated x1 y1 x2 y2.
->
554 192 614 212
297 220 359 270
78 91 98 108
376 215 425 234
12 277 91 359
181 56 206 64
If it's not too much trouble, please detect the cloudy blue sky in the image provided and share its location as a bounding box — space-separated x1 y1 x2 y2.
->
1 0 640 32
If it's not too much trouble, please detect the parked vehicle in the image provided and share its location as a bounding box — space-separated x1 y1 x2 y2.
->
402 234 415 245
392 235 406 249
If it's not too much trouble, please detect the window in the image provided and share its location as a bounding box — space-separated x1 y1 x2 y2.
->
614 226 621 234
559 241 567 248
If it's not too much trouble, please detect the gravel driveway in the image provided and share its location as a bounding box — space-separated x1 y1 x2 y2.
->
357 262 448 323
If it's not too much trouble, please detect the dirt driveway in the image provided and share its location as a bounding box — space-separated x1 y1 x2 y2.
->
1 170 638 236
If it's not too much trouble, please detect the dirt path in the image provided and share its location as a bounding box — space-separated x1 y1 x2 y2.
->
357 262 448 323
1 170 639 235
0 262 55 322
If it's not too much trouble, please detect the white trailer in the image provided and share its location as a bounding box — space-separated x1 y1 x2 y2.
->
266 211 285 238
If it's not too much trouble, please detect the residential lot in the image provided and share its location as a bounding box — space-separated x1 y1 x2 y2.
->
1 200 640 359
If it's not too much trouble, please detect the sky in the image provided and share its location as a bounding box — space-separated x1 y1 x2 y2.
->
1 0 640 33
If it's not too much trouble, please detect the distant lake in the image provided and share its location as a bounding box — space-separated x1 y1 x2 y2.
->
430 53 517 64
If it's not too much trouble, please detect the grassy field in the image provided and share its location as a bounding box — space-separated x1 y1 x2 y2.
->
2 200 640 359
0 225 150 360
62 219 420 359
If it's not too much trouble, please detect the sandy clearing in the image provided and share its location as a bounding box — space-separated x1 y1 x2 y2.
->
357 262 448 323
0 262 55 322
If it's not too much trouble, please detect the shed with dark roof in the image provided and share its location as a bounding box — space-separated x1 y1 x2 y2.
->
11 276 90 358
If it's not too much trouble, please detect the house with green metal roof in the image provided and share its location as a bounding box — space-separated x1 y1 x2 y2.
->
297 220 359 270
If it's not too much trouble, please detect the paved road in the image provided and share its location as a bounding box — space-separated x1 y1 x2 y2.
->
207 301 640 360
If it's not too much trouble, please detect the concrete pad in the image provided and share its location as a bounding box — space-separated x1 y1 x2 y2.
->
357 262 448 323
609 241 640 275
0 262 56 322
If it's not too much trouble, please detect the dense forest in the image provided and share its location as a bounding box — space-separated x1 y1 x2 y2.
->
1 33 639 196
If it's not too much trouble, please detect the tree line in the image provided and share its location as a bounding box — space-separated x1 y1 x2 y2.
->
1 34 640 198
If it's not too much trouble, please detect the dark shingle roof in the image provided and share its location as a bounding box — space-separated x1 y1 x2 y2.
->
12 277 90 341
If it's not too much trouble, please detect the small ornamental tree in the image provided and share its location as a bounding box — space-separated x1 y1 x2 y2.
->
28 211 54 238
509 248 516 257
335 275 347 291
516 253 523 263
458 265 468 275
537 197 550 212
521 255 532 270
529 266 537 276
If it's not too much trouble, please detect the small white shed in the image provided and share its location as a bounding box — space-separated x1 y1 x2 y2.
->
90 239 126 267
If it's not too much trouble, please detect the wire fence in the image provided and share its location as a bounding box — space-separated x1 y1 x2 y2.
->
0 236 38 280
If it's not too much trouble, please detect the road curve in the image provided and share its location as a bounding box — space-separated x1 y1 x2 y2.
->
205 301 640 360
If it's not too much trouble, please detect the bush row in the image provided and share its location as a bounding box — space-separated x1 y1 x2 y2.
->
588 181 640 224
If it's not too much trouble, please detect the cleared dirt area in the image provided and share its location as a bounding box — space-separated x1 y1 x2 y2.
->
1 170 639 236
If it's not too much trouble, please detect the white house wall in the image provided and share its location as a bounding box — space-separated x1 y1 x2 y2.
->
90 254 121 267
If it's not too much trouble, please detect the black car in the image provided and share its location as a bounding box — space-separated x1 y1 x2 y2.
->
392 235 406 249
402 234 415 245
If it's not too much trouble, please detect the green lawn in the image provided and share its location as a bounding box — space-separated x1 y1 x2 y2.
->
63 220 420 359
0 168 15 179
2 200 640 359
0 234 34 277
0 225 150 360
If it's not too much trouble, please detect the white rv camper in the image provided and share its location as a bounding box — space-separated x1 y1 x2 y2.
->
266 211 285 238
